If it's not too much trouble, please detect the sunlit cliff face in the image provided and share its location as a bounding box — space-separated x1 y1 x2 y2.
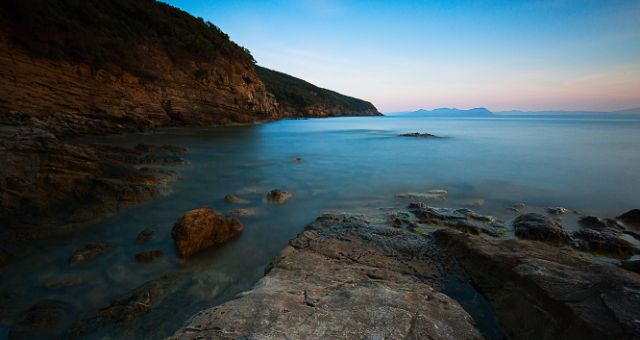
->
167 0 640 112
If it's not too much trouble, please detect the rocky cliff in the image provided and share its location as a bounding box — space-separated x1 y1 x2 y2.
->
0 0 381 236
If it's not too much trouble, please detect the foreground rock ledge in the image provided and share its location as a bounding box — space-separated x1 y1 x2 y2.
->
171 213 482 339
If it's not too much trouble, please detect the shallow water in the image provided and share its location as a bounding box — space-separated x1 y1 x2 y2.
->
1 115 639 337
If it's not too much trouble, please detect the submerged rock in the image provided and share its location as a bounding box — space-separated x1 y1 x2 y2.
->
135 250 164 262
620 259 640 274
134 228 155 244
618 209 640 227
434 229 640 339
9 299 74 339
229 208 256 217
395 189 448 201
223 194 250 204
399 132 437 138
266 189 292 204
69 243 113 264
171 213 482 339
513 213 571 244
171 208 243 258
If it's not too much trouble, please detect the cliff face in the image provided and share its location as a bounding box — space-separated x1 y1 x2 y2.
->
0 37 279 137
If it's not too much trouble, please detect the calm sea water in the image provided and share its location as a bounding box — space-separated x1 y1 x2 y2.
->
1 115 639 337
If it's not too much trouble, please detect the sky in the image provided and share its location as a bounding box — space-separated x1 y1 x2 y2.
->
163 0 640 113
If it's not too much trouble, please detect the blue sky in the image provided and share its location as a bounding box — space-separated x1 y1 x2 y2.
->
164 0 640 112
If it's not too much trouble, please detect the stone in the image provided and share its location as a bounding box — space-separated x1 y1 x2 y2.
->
399 132 436 138
266 189 292 204
620 259 640 274
134 228 155 244
578 216 624 231
410 205 502 237
546 206 569 215
434 229 640 339
9 299 74 339
229 208 256 217
395 189 448 201
69 243 113 264
171 208 243 257
512 213 571 244
170 214 482 339
135 250 164 262
223 194 250 204
618 209 640 227
572 228 638 259
138 153 187 165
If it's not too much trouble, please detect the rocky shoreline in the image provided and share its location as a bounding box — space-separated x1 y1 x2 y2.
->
168 205 640 339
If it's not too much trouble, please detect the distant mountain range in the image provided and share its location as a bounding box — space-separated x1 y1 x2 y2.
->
389 107 640 116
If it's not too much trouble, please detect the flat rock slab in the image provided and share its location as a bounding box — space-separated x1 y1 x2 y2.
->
171 213 482 339
434 229 640 339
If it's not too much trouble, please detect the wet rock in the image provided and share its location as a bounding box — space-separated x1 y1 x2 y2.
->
513 213 571 244
171 214 482 339
511 202 526 209
9 299 74 339
139 153 187 165
410 205 502 237
395 189 447 201
399 132 436 138
620 259 640 274
135 144 189 155
434 229 640 340
546 206 569 215
70 274 180 338
618 209 640 227
171 208 243 257
266 189 292 204
135 250 164 262
578 216 624 231
229 208 256 217
572 228 638 259
134 228 155 244
69 243 113 264
292 156 304 163
223 194 250 204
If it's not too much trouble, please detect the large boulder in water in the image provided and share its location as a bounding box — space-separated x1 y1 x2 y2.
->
9 299 74 339
171 208 243 258
513 213 571 244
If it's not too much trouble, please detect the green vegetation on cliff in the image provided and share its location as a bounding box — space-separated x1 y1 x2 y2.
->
0 0 254 77
256 66 380 117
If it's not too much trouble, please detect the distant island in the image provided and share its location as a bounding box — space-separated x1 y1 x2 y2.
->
390 107 640 116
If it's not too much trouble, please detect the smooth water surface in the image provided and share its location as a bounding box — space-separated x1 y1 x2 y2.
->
1 115 639 337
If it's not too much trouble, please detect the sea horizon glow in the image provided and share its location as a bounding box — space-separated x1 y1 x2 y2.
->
163 0 640 113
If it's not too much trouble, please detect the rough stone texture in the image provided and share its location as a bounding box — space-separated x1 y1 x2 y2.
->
513 213 571 244
410 205 503 237
9 299 74 339
135 250 164 262
171 208 243 258
0 36 279 137
171 214 482 339
134 228 155 244
69 243 113 264
572 228 638 259
434 229 640 340
266 189 292 204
